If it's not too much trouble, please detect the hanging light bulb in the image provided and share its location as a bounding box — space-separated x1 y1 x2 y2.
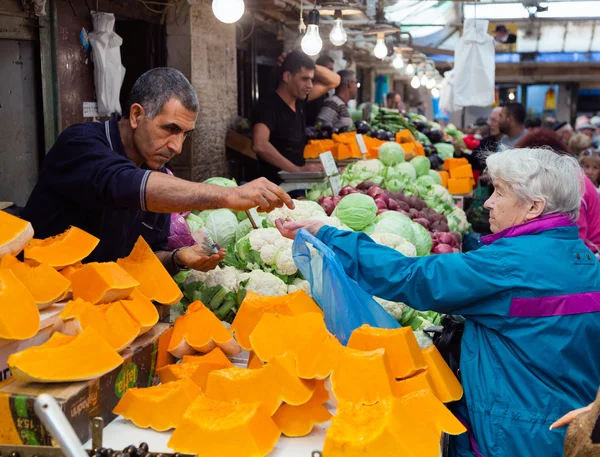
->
212 0 245 24
301 9 323 56
426 77 436 90
420 73 429 87
392 52 404 70
373 33 388 59
406 63 414 75
329 10 347 46
411 75 421 89
431 87 440 98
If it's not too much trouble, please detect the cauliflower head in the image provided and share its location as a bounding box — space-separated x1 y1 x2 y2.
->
288 278 311 295
370 233 417 257
373 296 407 321
246 228 297 276
239 270 288 296
183 266 243 292
264 199 325 226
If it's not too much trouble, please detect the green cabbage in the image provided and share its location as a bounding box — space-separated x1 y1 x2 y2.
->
434 143 455 160
383 177 408 193
410 156 431 177
394 162 417 181
428 170 442 186
416 175 436 188
372 217 416 245
410 222 433 256
204 177 238 187
376 211 412 224
186 213 205 233
334 193 378 231
203 209 239 248
378 142 405 166
235 215 265 242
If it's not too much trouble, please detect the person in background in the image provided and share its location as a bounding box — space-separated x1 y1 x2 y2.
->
469 107 503 173
494 24 517 44
315 70 357 131
554 121 575 146
252 51 340 183
386 91 404 111
515 128 600 255
305 54 335 126
591 116 600 148
578 123 597 140
524 117 541 131
275 148 600 457
580 155 600 196
497 102 526 149
569 133 594 157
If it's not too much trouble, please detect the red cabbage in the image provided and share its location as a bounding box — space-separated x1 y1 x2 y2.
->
433 244 454 254
168 212 196 250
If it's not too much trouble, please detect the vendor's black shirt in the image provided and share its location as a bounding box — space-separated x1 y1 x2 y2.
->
251 92 306 183
21 116 170 262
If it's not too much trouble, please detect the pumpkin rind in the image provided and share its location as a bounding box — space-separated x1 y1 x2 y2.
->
71 262 140 305
1 255 70 310
24 226 99 269
347 325 427 379
0 269 40 340
421 345 463 402
182 347 232 366
0 211 34 258
7 327 123 382
168 301 241 358
157 361 230 390
117 236 183 305
120 289 159 335
113 378 201 431
168 396 280 457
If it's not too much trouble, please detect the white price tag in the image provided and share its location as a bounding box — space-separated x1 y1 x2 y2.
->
355 134 368 159
329 175 341 196
82 101 99 118
319 151 339 177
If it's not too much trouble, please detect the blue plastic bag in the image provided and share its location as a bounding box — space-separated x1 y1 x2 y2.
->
292 229 400 345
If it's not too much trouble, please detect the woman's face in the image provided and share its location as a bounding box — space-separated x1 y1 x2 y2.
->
583 163 600 185
484 181 542 233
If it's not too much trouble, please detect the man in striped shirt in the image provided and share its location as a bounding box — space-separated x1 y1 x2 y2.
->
316 70 357 131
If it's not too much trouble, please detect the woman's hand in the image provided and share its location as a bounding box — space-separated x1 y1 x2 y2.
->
550 403 593 430
275 218 325 240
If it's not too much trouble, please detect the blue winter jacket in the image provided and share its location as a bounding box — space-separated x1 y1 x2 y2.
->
315 213 600 457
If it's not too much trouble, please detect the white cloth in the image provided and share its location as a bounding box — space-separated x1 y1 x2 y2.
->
439 69 460 113
88 12 126 116
454 19 495 108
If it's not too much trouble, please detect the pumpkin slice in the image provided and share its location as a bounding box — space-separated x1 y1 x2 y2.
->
246 351 264 370
249 313 341 379
0 269 40 340
231 290 323 350
392 370 433 398
168 396 280 457
60 299 140 352
182 347 232 366
347 325 427 379
71 262 139 305
120 289 159 335
313 379 330 404
168 301 241 358
330 347 394 405
272 393 332 437
24 226 99 269
113 378 202 431
60 262 83 281
8 327 123 382
117 236 183 305
157 361 230 390
421 345 463 402
398 389 466 436
0 255 70 310
0 211 34 257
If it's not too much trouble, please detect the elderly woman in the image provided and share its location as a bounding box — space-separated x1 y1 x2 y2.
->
276 148 600 457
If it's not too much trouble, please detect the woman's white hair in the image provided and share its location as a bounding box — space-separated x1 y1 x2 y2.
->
486 148 584 222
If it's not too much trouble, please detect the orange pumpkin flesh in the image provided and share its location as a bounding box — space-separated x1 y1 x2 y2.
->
0 269 40 340
117 236 183 305
421 345 464 402
0 255 70 310
182 347 232 366
157 361 230 391
0 211 34 257
272 393 332 437
168 396 280 457
24 226 99 269
231 290 323 351
120 289 159 335
392 370 433 398
347 325 427 378
168 301 241 358
7 327 123 382
398 388 466 436
71 262 139 305
247 351 264 370
113 378 201 431
60 262 83 281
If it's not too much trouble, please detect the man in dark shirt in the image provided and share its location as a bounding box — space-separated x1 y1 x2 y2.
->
22 68 292 272
251 51 340 183
305 54 335 127
470 107 503 171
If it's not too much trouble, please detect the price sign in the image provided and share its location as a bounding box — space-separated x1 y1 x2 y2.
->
319 151 339 177
356 134 368 160
329 175 341 196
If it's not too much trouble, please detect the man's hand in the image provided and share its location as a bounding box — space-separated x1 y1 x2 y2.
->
275 218 325 240
227 177 295 213
177 246 226 272
297 163 324 173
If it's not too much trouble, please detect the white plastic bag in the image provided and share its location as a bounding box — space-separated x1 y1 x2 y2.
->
454 19 495 108
439 69 460 113
88 12 126 116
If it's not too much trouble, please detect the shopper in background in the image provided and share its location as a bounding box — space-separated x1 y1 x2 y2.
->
524 117 541 131
591 116 600 148
554 121 575 146
252 51 340 183
578 123 597 140
386 91 403 110
315 70 357 131
469 107 503 173
569 133 594 156
515 128 600 255
580 155 600 196
276 148 600 457
305 54 335 126
497 102 526 149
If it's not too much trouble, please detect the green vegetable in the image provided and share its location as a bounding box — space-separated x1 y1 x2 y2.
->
203 177 238 187
378 142 406 166
203 209 239 248
434 143 455 160
372 216 417 247
333 193 378 231
394 162 417 181
410 156 431 177
428 170 442 185
410 221 433 256
185 213 205 233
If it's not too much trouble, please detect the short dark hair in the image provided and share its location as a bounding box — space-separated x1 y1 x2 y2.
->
496 25 508 33
386 92 398 102
316 54 334 67
336 70 355 93
280 51 316 81
502 102 526 125
525 117 542 129
124 67 198 119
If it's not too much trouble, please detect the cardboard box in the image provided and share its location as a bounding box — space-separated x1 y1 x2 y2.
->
0 323 174 446
226 130 256 159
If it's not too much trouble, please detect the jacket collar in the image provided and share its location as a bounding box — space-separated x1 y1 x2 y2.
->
481 213 575 246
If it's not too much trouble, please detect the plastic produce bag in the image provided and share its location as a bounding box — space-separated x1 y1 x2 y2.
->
454 19 495 108
292 229 400 345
